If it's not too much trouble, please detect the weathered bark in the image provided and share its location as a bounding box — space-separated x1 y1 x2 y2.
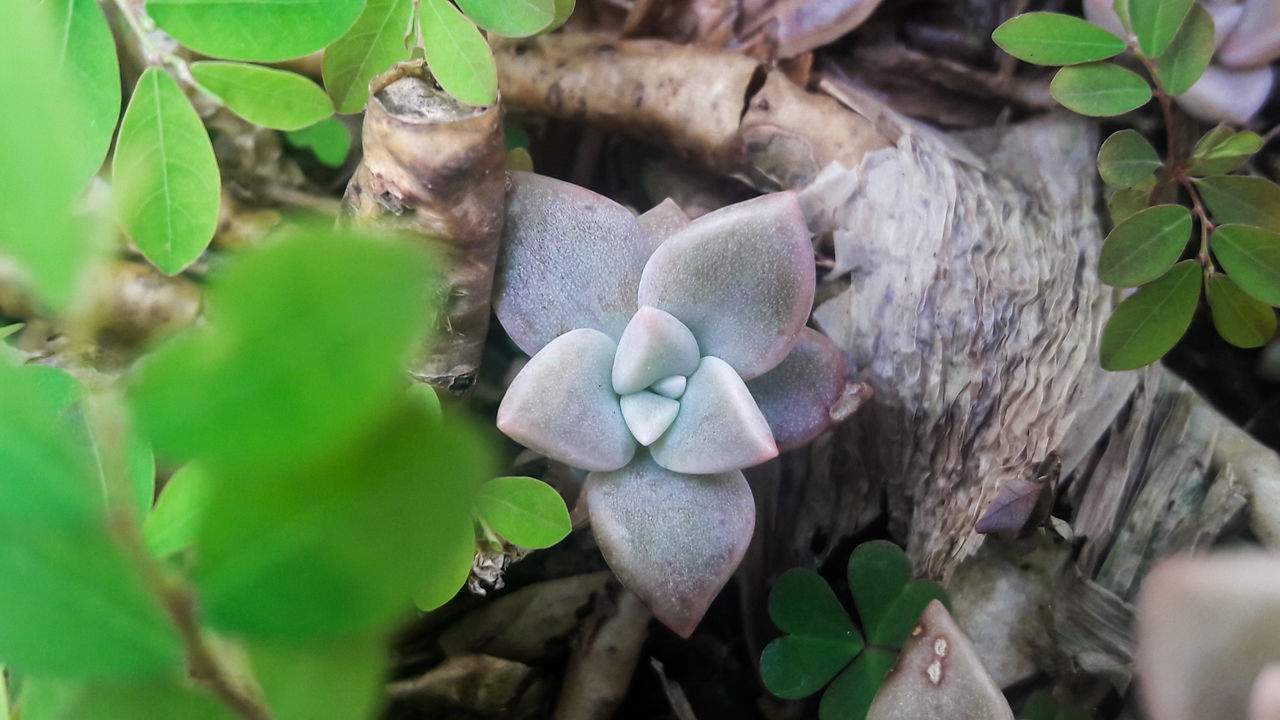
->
344 61 506 394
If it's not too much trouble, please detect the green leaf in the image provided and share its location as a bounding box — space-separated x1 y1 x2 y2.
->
113 68 221 275
818 648 898 720
1051 63 1152 117
992 13 1126 66
408 382 444 426
771 569 858 639
144 464 211 557
1098 204 1192 287
474 476 571 549
1097 129 1161 188
548 0 575 31
195 404 490 640
1129 0 1194 57
411 510 475 612
0 0 98 311
1021 692 1059 720
124 432 156 519
456 0 554 37
1208 274 1275 348
421 0 498 106
846 540 910 638
1212 224 1280 306
1100 260 1201 370
146 0 365 62
867 580 948 647
284 118 351 167
22 680 237 720
48 0 121 184
190 62 332 131
322 0 415 114
760 635 862 699
1156 4 1214 95
248 638 385 720
130 225 435 473
1108 181 1156 224
1188 129 1263 176
1195 176 1280 232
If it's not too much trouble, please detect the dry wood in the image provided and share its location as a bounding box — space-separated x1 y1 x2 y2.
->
344 61 506 394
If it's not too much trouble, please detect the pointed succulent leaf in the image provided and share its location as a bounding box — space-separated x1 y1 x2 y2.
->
638 192 816 379
651 375 686 398
619 391 680 446
497 328 636 472
745 328 850 452
1216 0 1280 68
1253 665 1280 720
866 601 1015 720
495 172 660 354
612 306 701 395
650 356 777 474
1137 553 1280 720
819 648 899 720
637 198 691 241
1213 224 1280 306
1176 64 1273 125
585 455 754 638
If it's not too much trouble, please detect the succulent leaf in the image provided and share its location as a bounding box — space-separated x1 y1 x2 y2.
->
585 455 755 637
612 306 701 395
495 172 661 354
1176 64 1274 124
638 198 691 241
650 356 777 473
650 375 687 399
746 328 850 452
1216 0 1280 69
497 329 636 471
619 391 680 446
638 192 816 379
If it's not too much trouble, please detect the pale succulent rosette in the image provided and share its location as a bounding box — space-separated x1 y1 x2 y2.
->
492 172 851 636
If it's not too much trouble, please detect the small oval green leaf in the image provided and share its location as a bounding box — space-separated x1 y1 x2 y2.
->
113 68 221 275
144 464 211 557
1100 260 1201 370
1212 224 1280 306
1188 129 1263 176
549 0 575 31
412 511 475 612
1208 274 1276 348
474 475 570 549
992 12 1126 66
1097 129 1161 188
191 62 332 131
49 0 121 183
1129 0 1194 57
1196 176 1280 232
284 118 351 167
322 0 415 114
146 0 365 62
1051 62 1152 117
1108 181 1156 224
1098 204 1192 287
456 0 554 37
421 0 498 106
1156 4 1214 95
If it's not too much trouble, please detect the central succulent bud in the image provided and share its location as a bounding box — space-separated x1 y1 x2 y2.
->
613 306 699 445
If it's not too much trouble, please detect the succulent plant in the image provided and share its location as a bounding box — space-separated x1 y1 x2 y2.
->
492 172 854 636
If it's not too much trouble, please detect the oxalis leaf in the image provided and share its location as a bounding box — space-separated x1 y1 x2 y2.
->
1098 204 1192 287
1156 4 1214 96
113 68 220 275
1051 62 1152 117
49 0 121 184
456 0 554 38
847 541 947 647
421 0 498 106
474 476 570 549
818 648 898 720
191 62 332 131
1097 129 1161 188
323 0 415 114
146 0 365 62
1212 224 1280 307
1129 0 1194 58
992 12 1125 66
1100 260 1201 370
760 570 862 699
1207 274 1276 348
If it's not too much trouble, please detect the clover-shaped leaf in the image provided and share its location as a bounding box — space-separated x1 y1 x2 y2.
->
761 541 951 720
761 570 863 698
